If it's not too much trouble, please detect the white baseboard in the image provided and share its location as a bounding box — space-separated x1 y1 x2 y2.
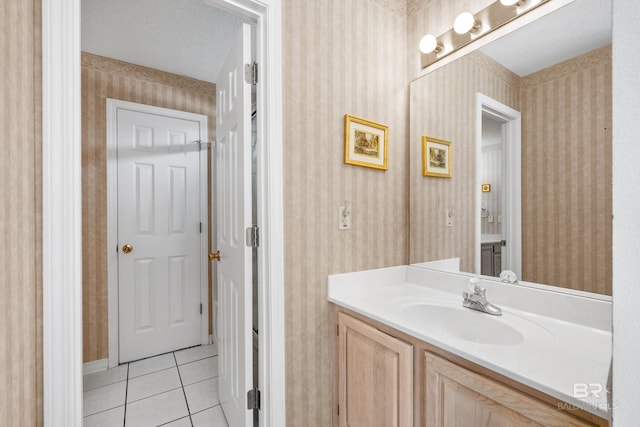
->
83 358 109 375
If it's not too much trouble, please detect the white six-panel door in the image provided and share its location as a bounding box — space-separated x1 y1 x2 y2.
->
216 23 253 427
117 107 203 363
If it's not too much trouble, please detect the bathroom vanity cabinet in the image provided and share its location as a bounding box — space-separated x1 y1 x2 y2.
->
333 308 609 427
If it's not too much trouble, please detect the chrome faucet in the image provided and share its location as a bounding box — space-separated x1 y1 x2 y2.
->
463 280 502 316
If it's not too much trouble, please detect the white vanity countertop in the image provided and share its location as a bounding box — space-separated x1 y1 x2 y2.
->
328 265 612 419
481 234 503 244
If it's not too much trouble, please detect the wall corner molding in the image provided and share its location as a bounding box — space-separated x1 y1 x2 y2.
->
42 0 83 425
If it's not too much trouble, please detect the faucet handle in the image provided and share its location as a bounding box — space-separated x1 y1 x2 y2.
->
500 270 518 284
474 286 486 297
468 278 485 295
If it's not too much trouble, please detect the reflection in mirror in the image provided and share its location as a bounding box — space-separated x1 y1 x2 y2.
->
476 94 522 280
409 0 612 295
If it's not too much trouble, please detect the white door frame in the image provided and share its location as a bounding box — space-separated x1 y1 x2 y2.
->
41 0 285 425
106 99 210 367
475 93 522 278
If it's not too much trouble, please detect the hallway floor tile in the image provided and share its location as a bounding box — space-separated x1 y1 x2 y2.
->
82 344 228 427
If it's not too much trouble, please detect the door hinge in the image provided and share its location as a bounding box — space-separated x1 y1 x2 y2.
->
247 388 261 410
246 225 259 248
200 222 202 233
337 324 340 336
245 62 258 85
200 303 202 315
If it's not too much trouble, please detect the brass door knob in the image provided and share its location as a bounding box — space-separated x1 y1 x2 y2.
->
209 250 221 261
122 244 133 254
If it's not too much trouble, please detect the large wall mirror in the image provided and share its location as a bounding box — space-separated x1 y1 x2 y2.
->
409 0 612 295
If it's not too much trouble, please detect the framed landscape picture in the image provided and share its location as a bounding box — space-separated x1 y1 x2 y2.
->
344 114 388 171
422 136 452 178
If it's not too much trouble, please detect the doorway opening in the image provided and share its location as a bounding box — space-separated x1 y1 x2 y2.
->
84 3 255 426
42 0 285 426
475 93 522 279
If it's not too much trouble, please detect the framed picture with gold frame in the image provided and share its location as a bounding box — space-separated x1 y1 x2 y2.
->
344 114 388 171
422 136 452 178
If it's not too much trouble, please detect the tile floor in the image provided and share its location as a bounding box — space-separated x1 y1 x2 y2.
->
83 344 229 426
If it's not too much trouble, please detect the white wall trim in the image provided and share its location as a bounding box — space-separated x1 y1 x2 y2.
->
42 0 83 425
199 120 211 349
475 93 522 279
83 358 109 376
612 0 640 422
257 3 286 426
106 100 118 369
43 0 284 426
106 99 209 367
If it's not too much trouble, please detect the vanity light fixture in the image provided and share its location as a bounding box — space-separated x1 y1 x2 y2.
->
453 12 481 35
419 0 551 70
519 0 543 11
500 0 539 10
419 34 443 54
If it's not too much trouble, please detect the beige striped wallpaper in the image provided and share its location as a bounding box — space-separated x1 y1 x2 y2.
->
0 0 42 425
521 46 612 294
283 0 409 425
81 52 217 362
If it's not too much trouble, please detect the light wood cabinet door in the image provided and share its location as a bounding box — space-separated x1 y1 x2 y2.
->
424 352 595 427
338 313 413 427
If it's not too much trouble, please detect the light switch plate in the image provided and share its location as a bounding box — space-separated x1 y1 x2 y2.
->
339 206 351 230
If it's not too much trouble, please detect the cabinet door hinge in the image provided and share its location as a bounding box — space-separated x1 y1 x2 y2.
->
200 222 202 233
244 62 258 85
200 303 202 315
247 388 261 410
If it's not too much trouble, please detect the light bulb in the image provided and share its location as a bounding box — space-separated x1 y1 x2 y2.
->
419 34 439 54
453 12 477 34
499 0 519 5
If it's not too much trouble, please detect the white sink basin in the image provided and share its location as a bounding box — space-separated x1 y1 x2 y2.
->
399 299 549 346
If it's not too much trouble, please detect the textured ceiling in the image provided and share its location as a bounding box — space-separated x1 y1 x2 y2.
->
81 0 244 83
480 0 612 76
